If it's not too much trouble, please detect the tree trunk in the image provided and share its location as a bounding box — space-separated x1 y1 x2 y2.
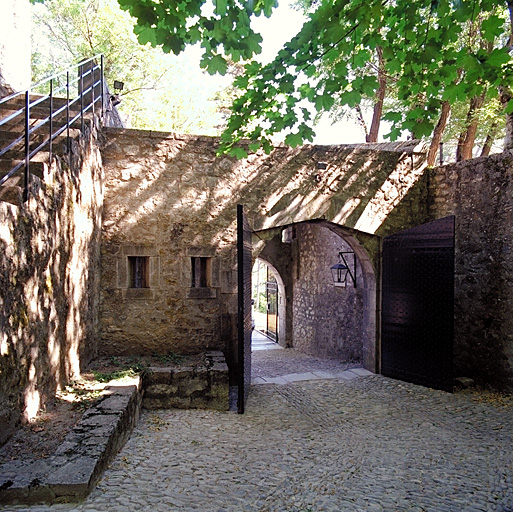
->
480 121 498 157
367 46 386 143
505 112 513 151
501 0 513 150
427 101 451 167
355 104 369 140
499 86 513 151
456 92 486 161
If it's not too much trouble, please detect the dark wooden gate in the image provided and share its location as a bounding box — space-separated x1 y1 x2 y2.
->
237 205 252 413
381 216 455 391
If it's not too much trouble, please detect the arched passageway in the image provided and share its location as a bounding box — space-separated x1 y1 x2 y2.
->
253 220 378 372
252 259 287 346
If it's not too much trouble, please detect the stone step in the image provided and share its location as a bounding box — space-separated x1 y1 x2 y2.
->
0 128 81 153
0 105 84 125
3 92 102 112
1 93 75 111
0 159 46 179
1 127 82 162
0 185 23 205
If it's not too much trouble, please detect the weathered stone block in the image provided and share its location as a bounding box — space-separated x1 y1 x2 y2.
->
142 351 229 411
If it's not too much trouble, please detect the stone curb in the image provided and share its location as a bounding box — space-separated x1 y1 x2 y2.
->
0 350 230 506
0 378 142 506
251 367 374 386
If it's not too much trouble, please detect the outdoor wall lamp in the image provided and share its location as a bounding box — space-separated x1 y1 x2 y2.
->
330 251 356 288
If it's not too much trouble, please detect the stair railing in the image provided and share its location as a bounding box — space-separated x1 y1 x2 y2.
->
0 55 104 202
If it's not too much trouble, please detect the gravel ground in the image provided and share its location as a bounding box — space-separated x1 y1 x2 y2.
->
3 349 513 512
251 347 361 378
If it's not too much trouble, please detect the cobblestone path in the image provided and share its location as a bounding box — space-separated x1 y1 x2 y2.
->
4 350 513 512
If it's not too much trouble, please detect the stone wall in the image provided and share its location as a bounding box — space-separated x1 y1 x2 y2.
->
100 130 424 375
100 128 513 391
0 0 31 96
429 152 513 390
291 223 364 361
0 123 103 444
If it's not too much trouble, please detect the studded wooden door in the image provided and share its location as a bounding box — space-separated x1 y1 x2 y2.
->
237 205 252 413
381 216 455 391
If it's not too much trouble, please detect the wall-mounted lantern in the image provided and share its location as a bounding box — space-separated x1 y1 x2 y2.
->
330 251 356 288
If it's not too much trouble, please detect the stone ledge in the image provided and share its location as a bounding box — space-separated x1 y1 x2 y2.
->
0 378 142 506
0 351 230 506
143 350 229 411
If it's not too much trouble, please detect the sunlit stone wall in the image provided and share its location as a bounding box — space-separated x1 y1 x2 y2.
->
0 126 103 444
429 151 513 391
0 0 31 96
100 129 427 374
291 223 364 361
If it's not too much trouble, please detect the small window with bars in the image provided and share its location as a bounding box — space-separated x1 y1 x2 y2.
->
191 257 211 288
128 256 149 288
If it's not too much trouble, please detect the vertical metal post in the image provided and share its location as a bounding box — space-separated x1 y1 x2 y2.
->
80 64 84 132
237 204 245 414
23 91 30 202
100 55 105 119
90 59 95 112
439 142 444 165
49 79 53 164
66 71 70 154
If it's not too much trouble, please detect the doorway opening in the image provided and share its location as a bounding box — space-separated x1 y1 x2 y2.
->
252 259 286 348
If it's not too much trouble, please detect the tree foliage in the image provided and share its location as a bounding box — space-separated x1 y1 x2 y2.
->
119 0 513 157
31 0 230 134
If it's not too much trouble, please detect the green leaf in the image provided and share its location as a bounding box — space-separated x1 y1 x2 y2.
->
480 15 506 41
162 34 185 55
214 0 228 16
205 54 228 75
229 146 248 159
340 90 362 108
505 99 513 115
134 26 157 46
314 94 335 111
486 49 510 68
279 79 295 94
383 111 403 123
285 132 304 147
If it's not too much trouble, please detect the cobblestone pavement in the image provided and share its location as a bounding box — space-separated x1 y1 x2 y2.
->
4 349 513 512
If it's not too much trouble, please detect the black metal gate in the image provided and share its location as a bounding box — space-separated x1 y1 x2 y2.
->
381 216 455 391
237 205 252 413
266 272 278 341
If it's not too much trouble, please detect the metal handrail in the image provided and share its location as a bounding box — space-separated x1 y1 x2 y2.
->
0 55 105 200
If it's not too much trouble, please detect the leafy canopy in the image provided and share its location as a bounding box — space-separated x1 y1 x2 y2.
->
31 0 231 134
119 0 513 156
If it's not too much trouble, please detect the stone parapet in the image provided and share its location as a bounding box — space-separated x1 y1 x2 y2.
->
0 378 142 505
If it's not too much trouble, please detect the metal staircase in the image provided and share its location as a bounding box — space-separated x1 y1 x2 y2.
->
0 55 104 205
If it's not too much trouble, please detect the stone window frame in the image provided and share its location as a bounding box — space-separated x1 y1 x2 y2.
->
186 247 219 299
117 245 160 300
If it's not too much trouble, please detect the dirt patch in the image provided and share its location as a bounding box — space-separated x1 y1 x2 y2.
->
0 353 203 464
0 375 106 464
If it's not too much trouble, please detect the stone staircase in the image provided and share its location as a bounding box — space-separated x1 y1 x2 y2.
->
0 56 104 206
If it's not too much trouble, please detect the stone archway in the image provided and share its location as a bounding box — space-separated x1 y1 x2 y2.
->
253 219 379 372
322 222 378 372
252 258 287 347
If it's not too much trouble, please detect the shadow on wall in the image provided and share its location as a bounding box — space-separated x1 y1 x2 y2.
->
99 131 425 373
0 126 103 444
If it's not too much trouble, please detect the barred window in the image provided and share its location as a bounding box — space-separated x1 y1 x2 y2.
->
128 256 149 288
